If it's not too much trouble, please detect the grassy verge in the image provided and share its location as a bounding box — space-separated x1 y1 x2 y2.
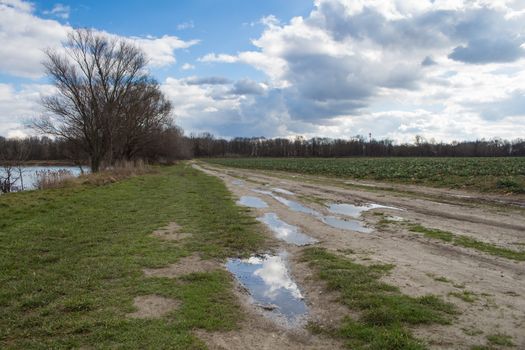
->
302 248 457 350
0 163 265 349
408 224 525 261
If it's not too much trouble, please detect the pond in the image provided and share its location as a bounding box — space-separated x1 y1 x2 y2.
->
0 165 86 192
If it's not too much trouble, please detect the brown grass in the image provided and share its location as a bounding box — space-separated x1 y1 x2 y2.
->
36 160 156 190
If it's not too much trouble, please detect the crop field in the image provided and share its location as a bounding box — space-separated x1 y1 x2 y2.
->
204 157 525 193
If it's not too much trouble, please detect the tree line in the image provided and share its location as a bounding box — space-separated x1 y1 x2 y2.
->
189 134 525 158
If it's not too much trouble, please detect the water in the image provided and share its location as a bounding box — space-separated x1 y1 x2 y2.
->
272 188 295 196
258 213 318 246
327 202 401 218
232 179 245 186
251 188 374 233
237 196 268 208
322 216 373 233
226 253 308 326
271 195 322 217
0 166 85 191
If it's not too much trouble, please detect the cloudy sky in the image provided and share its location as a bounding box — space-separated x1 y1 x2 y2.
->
1 0 524 142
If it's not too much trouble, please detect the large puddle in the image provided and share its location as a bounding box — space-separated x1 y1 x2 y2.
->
252 189 374 233
258 213 318 246
226 253 308 326
322 216 373 233
327 203 401 218
271 195 322 217
237 196 268 208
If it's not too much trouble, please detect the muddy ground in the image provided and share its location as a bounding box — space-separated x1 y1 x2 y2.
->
192 162 525 349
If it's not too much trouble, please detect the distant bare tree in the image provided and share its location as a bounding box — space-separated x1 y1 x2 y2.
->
0 138 30 193
34 28 172 172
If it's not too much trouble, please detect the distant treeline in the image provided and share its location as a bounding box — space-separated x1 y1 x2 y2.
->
189 134 525 158
1 134 525 163
0 129 192 164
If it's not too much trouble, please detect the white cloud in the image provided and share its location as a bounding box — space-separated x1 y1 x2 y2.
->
0 1 199 78
0 83 55 137
177 20 194 30
43 3 70 19
181 63 195 70
190 0 525 141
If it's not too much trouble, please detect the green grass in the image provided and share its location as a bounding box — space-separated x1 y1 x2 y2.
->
487 334 514 347
0 163 266 349
407 224 525 261
449 291 478 303
302 247 457 350
203 157 525 193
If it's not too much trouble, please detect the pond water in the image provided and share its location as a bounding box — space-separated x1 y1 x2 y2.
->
0 165 86 191
226 253 308 326
257 213 318 246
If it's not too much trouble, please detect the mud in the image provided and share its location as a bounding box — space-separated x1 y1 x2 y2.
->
195 161 525 349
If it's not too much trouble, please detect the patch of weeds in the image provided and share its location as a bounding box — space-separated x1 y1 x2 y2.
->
449 291 478 303
301 247 457 349
409 224 454 241
408 224 525 261
496 178 525 194
487 333 514 347
462 328 483 336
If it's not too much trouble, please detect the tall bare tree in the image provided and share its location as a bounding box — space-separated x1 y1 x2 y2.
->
34 28 172 172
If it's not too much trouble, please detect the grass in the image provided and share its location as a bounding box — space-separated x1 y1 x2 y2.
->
203 157 525 193
448 291 478 303
302 247 457 349
487 334 514 347
406 224 525 261
0 163 266 349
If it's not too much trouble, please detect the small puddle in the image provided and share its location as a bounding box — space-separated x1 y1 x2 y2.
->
232 179 245 186
327 203 401 218
237 196 268 208
226 253 308 326
258 213 318 246
272 188 295 196
322 216 373 233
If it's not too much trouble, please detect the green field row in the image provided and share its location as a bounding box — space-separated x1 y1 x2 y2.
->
204 157 525 193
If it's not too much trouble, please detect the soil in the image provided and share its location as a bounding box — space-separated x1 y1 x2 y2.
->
192 161 525 350
127 295 180 319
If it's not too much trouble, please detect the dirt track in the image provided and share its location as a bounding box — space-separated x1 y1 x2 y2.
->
194 162 525 350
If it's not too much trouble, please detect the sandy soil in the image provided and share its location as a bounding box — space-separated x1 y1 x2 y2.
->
193 161 525 350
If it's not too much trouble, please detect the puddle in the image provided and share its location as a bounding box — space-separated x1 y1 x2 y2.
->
226 253 308 326
272 195 322 217
327 203 401 218
232 179 245 186
237 196 268 208
322 216 373 233
386 215 405 222
257 213 318 246
272 188 295 196
252 189 274 196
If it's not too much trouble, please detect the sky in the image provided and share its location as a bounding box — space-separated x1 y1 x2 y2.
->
0 0 524 142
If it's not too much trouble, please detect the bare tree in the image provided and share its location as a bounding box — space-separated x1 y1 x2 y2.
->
34 28 172 172
0 138 29 193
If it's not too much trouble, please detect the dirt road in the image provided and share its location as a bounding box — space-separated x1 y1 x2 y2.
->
194 161 525 349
